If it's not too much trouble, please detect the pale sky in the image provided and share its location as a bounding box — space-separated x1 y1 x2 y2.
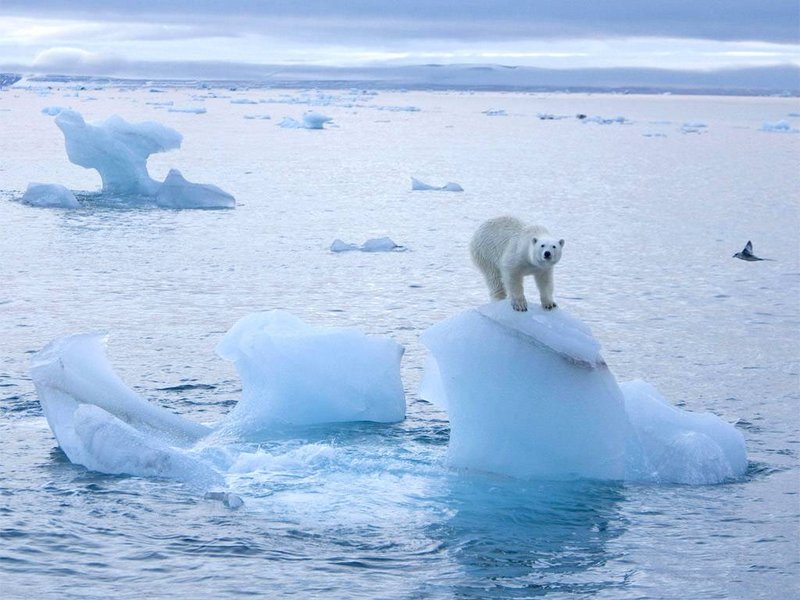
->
1 1 798 79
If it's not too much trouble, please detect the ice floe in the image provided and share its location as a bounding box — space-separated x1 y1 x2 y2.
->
421 302 747 484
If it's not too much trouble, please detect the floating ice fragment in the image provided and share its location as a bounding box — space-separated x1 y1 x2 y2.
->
330 239 360 252
421 302 747 484
168 106 207 114
21 183 79 208
582 115 628 125
41 106 65 116
54 109 182 196
279 112 333 129
216 311 406 433
330 237 406 252
482 109 507 116
303 111 333 129
411 177 463 192
681 121 708 134
29 332 217 483
761 120 794 132
155 169 235 209
204 491 244 509
361 237 404 252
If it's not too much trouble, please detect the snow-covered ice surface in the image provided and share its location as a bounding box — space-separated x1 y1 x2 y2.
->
1 85 799 599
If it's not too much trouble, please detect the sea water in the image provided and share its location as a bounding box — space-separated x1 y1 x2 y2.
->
1 84 798 598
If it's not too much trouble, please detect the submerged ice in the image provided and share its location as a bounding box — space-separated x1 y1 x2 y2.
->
421 302 747 485
21 183 79 209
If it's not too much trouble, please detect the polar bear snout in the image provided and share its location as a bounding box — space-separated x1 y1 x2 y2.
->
544 250 552 259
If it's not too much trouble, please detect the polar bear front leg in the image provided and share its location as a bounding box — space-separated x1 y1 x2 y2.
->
534 270 557 310
503 269 528 311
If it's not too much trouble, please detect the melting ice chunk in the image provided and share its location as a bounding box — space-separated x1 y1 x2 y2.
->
21 183 80 208
155 169 235 209
411 177 463 192
216 311 406 433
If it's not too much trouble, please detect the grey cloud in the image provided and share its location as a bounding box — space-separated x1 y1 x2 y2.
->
3 0 799 44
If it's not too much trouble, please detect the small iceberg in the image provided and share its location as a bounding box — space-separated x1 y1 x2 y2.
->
330 237 406 253
411 177 463 192
216 311 406 435
54 109 182 196
156 169 235 209
421 302 747 484
30 311 406 480
21 183 80 209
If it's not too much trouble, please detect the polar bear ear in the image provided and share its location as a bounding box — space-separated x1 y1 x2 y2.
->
531 237 538 244
559 239 565 247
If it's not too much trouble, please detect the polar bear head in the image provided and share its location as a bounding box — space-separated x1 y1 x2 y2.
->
528 236 565 267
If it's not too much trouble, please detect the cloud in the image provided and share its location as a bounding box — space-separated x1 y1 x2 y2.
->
32 47 127 74
2 0 799 44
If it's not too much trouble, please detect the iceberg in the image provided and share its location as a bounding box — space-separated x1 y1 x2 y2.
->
420 302 747 484
20 183 79 209
54 109 182 196
411 177 464 192
216 311 406 434
155 169 235 209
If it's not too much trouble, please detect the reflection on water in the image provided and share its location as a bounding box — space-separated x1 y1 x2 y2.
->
425 476 627 598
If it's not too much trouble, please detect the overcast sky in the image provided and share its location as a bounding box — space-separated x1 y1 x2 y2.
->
1 1 798 78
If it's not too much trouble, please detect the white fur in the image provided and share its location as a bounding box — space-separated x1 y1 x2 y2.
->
470 216 564 311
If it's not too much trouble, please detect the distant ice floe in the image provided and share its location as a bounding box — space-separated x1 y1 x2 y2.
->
21 183 80 208
761 120 796 133
167 106 207 114
279 111 333 129
30 311 406 482
41 108 234 208
411 177 464 192
41 106 65 116
482 109 508 117
581 115 628 125
421 302 747 485
330 236 406 252
681 121 708 134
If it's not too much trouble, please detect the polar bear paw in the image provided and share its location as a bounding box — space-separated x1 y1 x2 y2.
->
511 297 528 312
542 301 558 310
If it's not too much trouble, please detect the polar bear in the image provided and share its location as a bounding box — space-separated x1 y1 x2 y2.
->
470 216 564 311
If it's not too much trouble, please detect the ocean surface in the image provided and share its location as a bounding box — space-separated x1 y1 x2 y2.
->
1 84 798 598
